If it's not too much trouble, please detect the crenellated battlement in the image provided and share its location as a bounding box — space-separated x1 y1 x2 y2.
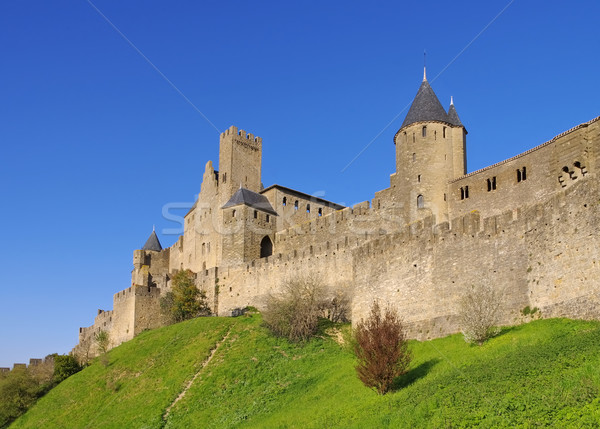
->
221 125 262 144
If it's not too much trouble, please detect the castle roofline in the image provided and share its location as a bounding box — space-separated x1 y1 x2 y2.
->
449 114 600 184
141 229 162 252
222 187 278 215
261 184 346 210
399 79 451 130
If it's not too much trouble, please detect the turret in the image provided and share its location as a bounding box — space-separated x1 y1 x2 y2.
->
392 68 467 224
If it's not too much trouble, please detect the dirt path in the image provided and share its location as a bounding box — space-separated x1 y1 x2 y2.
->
162 328 231 421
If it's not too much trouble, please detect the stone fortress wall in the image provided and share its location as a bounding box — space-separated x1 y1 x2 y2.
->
72 77 600 358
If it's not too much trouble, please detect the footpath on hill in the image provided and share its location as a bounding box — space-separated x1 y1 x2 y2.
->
10 316 600 428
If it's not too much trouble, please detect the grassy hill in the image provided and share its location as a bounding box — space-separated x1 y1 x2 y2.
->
11 315 600 428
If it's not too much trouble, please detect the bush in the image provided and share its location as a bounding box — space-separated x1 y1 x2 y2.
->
263 277 325 342
458 283 502 345
53 355 82 384
161 269 210 324
354 302 411 394
95 330 110 367
319 289 351 323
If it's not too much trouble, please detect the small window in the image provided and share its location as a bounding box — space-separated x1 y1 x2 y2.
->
413 133 415 143
487 177 497 191
294 200 298 210
282 197 287 206
417 194 424 208
443 127 446 138
223 172 227 184
306 204 311 213
412 153 416 162
417 174 421 183
254 210 257 219
422 126 427 137
522 167 527 181
266 215 270 223
318 208 322 217
443 193 447 201
232 209 236 217
517 167 527 182
460 186 469 200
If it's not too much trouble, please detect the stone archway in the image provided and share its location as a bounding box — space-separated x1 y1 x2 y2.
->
260 236 273 258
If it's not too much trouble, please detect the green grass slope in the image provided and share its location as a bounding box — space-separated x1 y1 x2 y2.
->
12 316 600 428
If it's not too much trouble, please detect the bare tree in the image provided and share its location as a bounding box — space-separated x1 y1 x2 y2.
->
354 301 411 394
458 283 502 345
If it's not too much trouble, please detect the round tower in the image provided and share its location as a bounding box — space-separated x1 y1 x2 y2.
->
393 69 466 224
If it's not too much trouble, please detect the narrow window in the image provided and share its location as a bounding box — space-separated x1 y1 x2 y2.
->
517 167 527 182
434 130 437 140
443 127 446 138
282 197 287 206
417 194 424 208
443 193 447 201
487 177 496 191
522 167 527 181
460 187 465 200
306 204 311 213
412 153 416 162
413 133 415 143
492 176 496 190
223 172 227 183
202 243 206 254
318 208 322 217
294 200 298 210
253 210 257 219
517 169 522 182
422 126 427 137
232 209 236 217
417 174 421 183
465 186 469 198
266 214 270 223
404 132 407 142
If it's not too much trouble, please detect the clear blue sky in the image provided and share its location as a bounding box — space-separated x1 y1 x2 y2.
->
1 1 599 368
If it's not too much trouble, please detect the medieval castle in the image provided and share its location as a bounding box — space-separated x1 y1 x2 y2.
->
73 70 600 357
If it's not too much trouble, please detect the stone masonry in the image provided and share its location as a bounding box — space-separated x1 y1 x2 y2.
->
72 71 600 358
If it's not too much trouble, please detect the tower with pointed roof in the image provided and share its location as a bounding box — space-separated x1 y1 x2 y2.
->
388 68 467 224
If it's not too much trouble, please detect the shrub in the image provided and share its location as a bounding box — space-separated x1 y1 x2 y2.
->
161 269 210 324
354 302 411 394
95 330 110 367
262 276 325 342
458 283 502 345
319 289 351 323
53 355 82 384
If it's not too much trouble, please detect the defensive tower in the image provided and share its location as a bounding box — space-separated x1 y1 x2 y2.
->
218 126 263 204
393 68 467 223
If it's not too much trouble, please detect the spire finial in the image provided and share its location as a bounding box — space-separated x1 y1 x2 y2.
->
152 224 155 232
423 50 427 81
450 96 454 105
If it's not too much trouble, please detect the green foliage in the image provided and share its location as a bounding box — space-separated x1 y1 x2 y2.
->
95 330 110 367
0 358 55 429
354 302 411 394
162 269 210 324
53 355 82 384
521 306 539 316
10 318 600 428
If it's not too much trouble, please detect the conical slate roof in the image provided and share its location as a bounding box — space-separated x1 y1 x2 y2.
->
400 78 449 129
447 98 463 127
222 188 277 216
142 230 162 251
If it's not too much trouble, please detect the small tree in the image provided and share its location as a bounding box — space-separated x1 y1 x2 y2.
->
354 302 411 394
262 276 325 342
53 355 82 384
458 283 502 345
94 330 110 367
162 269 210 324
